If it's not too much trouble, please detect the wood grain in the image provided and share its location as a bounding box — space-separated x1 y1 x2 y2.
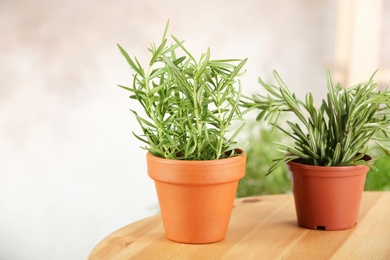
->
88 192 390 259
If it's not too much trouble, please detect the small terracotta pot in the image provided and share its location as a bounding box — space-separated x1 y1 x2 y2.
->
147 149 246 244
287 155 371 231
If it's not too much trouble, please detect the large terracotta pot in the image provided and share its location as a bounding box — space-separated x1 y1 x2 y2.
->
287 155 371 231
147 149 246 244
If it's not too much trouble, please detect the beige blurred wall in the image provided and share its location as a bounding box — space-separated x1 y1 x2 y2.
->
1 0 387 259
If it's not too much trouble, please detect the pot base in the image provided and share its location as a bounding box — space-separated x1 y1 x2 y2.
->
298 222 357 231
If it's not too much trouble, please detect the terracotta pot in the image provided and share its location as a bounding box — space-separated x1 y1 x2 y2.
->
287 155 371 231
147 149 246 244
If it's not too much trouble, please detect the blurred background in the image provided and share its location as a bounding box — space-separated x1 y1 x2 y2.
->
1 0 389 259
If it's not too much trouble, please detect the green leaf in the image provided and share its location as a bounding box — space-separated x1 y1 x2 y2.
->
266 155 299 176
256 109 268 121
148 85 165 96
376 141 390 157
117 44 145 78
332 142 342 165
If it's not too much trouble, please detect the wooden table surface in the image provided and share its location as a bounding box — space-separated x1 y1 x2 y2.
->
89 192 390 259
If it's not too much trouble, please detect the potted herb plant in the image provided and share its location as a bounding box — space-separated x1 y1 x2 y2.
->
241 70 390 230
117 21 247 243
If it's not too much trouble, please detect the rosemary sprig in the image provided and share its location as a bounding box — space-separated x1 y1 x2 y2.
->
241 70 390 174
118 21 247 160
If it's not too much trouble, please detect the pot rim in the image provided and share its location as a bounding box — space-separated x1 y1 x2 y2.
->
146 149 246 185
287 154 372 177
147 148 246 166
287 154 372 170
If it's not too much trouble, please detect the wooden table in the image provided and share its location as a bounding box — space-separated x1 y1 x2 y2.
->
89 192 390 259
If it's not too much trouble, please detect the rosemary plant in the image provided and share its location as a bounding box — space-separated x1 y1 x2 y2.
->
241 70 390 175
118 22 247 160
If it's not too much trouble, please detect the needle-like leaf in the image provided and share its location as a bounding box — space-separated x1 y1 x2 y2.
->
241 70 390 173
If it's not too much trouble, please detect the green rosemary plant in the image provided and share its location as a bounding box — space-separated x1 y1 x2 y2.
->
118 21 247 160
241 70 390 175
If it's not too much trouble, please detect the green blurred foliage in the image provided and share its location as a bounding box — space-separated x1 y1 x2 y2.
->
237 123 291 197
365 146 390 191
